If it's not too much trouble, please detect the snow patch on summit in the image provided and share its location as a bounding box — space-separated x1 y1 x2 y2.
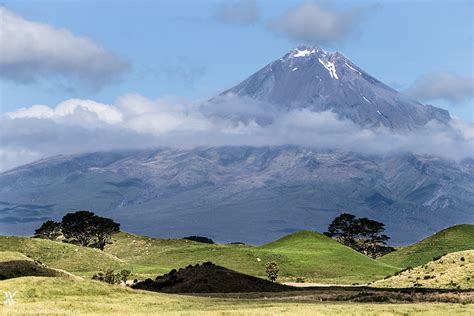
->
318 58 339 80
292 48 316 58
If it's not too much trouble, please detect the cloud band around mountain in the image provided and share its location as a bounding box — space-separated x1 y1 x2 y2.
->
1 94 473 171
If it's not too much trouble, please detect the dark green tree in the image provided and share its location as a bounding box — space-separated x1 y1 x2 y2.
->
355 217 391 258
61 210 120 249
33 220 62 240
91 216 120 250
325 213 393 258
325 213 358 248
61 211 97 247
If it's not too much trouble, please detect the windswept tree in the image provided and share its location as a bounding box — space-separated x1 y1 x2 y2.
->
325 213 393 258
61 210 120 250
356 217 391 258
92 216 121 250
324 213 358 248
33 220 62 240
61 211 97 247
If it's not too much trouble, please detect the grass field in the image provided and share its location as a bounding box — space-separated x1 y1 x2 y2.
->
373 250 474 289
105 230 398 283
1 277 473 315
379 224 474 268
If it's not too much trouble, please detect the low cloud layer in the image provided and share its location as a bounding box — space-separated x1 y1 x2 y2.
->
405 72 474 104
0 7 129 88
214 0 260 25
266 2 364 44
1 94 473 171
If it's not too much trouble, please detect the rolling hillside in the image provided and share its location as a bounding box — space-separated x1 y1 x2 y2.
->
0 236 128 273
105 230 398 284
373 250 474 289
378 224 474 268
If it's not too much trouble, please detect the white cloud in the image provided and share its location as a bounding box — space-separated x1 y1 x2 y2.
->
0 7 129 87
266 2 363 44
6 99 123 125
1 94 473 171
214 0 260 25
405 72 474 104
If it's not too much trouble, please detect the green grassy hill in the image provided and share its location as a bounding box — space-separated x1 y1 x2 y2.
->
0 236 128 274
105 230 398 284
378 224 474 268
373 250 474 289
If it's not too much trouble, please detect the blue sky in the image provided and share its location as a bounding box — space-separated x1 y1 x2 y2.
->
1 0 472 120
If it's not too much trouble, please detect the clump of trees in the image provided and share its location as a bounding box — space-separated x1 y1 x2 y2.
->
92 269 131 285
34 210 120 250
324 213 394 258
183 236 214 244
265 261 279 282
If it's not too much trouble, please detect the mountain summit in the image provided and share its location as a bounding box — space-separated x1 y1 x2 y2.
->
222 46 450 129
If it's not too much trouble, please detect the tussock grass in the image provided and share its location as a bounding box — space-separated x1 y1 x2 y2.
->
1 277 473 315
373 250 474 289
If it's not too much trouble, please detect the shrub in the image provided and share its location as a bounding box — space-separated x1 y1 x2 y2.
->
265 261 279 282
92 269 132 285
432 254 446 261
183 236 214 244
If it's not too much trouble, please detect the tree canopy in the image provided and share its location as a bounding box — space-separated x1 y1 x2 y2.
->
34 211 120 250
325 213 393 258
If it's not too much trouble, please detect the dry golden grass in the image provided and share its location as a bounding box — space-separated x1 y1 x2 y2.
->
373 250 473 289
1 277 473 315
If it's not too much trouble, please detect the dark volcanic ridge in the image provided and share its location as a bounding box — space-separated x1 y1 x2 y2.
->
132 262 292 293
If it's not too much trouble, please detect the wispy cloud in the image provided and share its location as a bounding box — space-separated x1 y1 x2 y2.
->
267 2 368 44
405 72 474 104
213 0 260 25
0 7 129 89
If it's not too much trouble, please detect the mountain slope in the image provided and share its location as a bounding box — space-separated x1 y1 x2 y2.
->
222 46 450 129
378 224 474 268
1 147 473 245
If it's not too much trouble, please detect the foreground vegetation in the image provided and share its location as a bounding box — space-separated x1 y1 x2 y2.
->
1 277 473 315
